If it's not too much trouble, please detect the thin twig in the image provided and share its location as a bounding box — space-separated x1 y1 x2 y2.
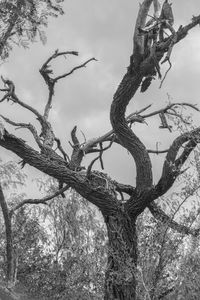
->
54 137 70 161
0 115 42 148
86 156 100 178
159 59 172 88
55 57 97 82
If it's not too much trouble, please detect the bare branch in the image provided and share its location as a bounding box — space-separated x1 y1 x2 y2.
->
0 77 56 149
54 137 70 161
68 126 85 170
159 59 172 88
82 113 148 153
0 115 42 148
147 148 169 154
86 139 114 155
0 77 42 120
113 182 136 196
54 57 97 82
133 0 154 55
166 111 191 125
142 102 199 119
71 126 79 147
155 128 200 197
148 201 200 237
159 112 172 132
10 185 70 216
40 50 79 119
40 50 78 71
87 155 101 178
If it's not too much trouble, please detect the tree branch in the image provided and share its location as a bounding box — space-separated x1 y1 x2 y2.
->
133 0 154 56
0 115 43 149
0 130 118 215
155 128 200 196
40 50 79 120
0 77 42 120
10 184 70 216
142 102 199 119
148 201 200 237
54 57 97 82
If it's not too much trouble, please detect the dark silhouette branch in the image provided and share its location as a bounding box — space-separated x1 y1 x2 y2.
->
10 185 70 216
0 77 42 120
147 148 169 154
0 115 42 149
0 131 118 215
133 0 154 56
54 57 97 82
148 202 200 237
142 102 199 119
40 50 79 120
155 128 200 197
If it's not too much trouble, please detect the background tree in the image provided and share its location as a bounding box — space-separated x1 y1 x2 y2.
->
1 0 200 299
0 159 26 285
0 0 64 60
17 178 107 300
0 162 107 299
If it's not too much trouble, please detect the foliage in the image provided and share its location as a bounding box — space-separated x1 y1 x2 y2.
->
0 0 65 59
136 168 200 300
5 180 106 299
0 161 107 299
0 0 200 299
15 178 107 299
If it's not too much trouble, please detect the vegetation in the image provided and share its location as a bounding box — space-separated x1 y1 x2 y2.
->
0 0 200 299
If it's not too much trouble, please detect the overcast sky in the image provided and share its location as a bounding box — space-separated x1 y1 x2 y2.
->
1 0 200 194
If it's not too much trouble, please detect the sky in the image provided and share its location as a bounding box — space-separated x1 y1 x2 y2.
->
1 0 200 195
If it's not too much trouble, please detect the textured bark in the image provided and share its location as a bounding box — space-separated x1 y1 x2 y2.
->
133 0 153 55
0 185 15 284
0 131 118 216
104 209 137 300
110 73 153 190
0 2 200 299
148 202 200 237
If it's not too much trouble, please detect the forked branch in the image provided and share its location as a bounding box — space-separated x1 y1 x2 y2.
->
40 50 96 120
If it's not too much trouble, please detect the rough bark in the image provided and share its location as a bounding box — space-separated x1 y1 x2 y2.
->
110 73 153 190
104 208 137 300
0 185 15 285
0 1 200 299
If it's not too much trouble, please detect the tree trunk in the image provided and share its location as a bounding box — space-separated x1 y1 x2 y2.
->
0 184 15 286
104 210 138 300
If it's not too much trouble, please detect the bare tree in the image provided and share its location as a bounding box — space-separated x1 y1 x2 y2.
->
1 0 200 299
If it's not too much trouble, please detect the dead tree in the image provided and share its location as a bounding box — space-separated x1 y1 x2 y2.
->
0 1 200 299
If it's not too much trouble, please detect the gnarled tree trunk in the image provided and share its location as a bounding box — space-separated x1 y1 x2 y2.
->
0 1 200 299
103 208 138 299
